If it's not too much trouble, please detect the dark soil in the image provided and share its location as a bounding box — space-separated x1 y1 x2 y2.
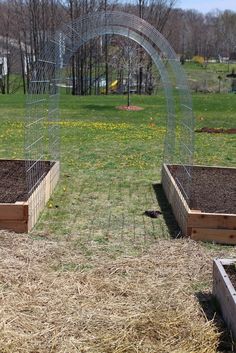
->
0 160 52 203
195 127 236 134
168 165 236 214
224 264 236 290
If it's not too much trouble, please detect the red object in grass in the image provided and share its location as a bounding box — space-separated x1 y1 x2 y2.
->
116 105 144 111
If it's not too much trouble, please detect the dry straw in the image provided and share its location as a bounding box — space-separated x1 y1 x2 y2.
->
0 231 225 352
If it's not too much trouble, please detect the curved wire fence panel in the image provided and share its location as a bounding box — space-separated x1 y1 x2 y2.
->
25 11 194 211
25 39 60 194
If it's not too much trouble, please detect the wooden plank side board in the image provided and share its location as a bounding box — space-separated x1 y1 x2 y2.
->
48 161 60 200
161 164 236 244
162 164 189 235
0 160 59 233
188 212 236 230
189 164 236 170
0 220 28 233
162 164 190 212
188 164 236 171
191 228 236 245
213 259 236 339
0 204 28 220
28 161 60 231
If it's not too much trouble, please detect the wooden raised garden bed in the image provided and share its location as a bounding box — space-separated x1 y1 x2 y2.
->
0 159 59 233
162 164 236 244
213 258 236 339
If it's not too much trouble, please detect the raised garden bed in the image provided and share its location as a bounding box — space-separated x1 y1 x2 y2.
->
213 259 236 339
162 164 236 244
0 159 59 233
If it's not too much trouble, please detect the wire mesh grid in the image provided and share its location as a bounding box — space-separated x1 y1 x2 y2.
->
33 169 180 244
24 11 194 237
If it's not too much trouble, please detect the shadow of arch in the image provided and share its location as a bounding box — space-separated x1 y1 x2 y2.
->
196 291 236 351
152 183 181 239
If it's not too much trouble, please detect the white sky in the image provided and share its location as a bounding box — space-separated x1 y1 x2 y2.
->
176 0 236 13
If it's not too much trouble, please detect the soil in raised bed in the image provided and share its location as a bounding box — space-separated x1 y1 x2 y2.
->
0 160 52 203
195 127 236 134
224 264 236 290
168 165 236 214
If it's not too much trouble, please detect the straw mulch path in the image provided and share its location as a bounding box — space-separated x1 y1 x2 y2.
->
0 231 233 352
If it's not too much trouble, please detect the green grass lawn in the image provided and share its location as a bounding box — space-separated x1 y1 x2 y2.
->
183 62 236 93
0 91 235 239
0 91 235 164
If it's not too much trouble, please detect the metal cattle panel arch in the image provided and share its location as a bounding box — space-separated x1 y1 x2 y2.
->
25 11 194 206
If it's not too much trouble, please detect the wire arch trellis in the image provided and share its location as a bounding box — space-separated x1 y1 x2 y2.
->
25 11 194 220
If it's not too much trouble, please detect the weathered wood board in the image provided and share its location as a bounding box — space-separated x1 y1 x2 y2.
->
213 258 236 339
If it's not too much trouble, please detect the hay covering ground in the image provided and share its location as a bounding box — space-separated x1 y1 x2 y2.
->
0 231 234 353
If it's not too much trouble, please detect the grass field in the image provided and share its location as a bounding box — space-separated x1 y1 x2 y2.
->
0 91 235 352
182 62 236 93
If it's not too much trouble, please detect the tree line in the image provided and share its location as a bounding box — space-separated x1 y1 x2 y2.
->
0 0 235 94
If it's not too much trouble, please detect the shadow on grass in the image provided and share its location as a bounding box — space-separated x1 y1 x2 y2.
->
196 291 236 352
152 183 181 239
80 104 121 111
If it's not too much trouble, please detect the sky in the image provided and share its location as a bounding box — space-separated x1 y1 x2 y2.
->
176 0 236 13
